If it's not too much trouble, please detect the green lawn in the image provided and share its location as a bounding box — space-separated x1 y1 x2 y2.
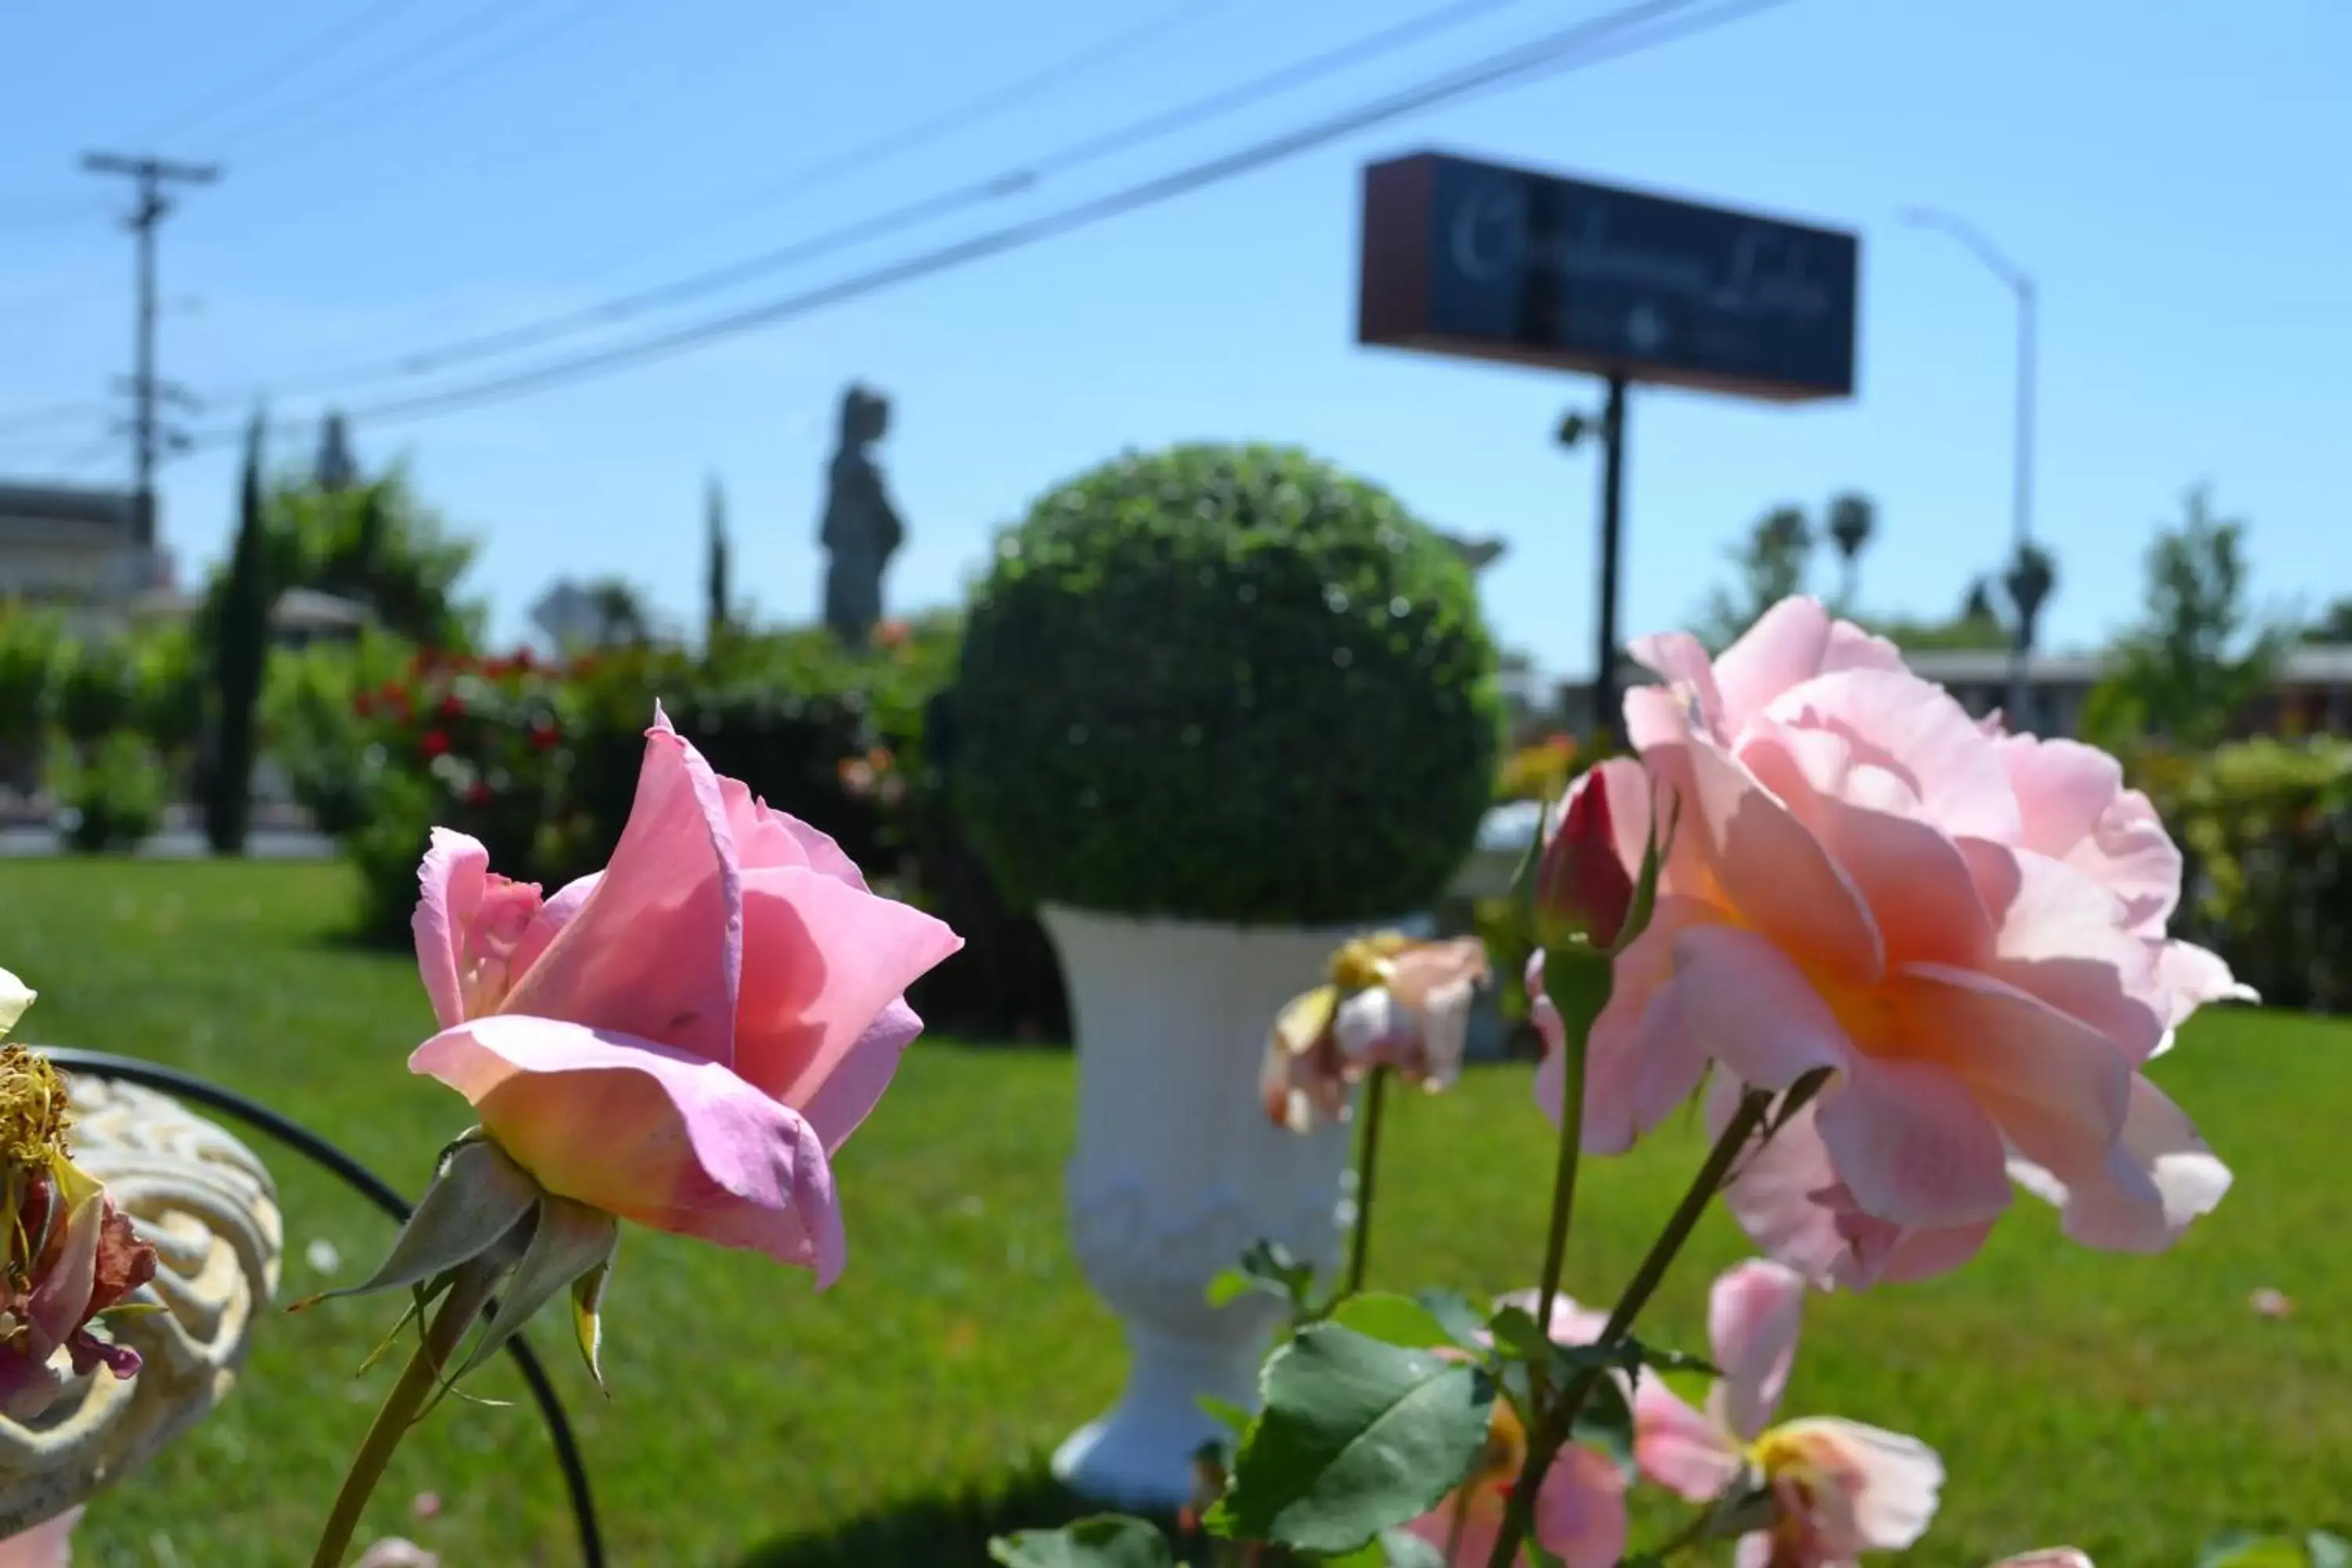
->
0 858 2343 1566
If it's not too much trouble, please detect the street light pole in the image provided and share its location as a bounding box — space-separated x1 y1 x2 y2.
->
1902 207 2039 730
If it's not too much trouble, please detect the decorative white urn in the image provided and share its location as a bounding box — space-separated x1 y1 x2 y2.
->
1044 904 1361 1510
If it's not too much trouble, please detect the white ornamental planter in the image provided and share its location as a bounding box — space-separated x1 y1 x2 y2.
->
1044 903 1365 1510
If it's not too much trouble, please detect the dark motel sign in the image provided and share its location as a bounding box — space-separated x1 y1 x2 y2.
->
1358 151 1860 402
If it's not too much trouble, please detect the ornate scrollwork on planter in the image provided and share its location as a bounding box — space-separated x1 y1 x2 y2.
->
0 1073 282 1538
1066 1173 1344 1340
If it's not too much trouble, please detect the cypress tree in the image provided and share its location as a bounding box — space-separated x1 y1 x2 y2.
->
705 476 731 652
204 413 270 854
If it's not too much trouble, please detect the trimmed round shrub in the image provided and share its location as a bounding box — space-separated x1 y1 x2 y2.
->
953 443 1501 925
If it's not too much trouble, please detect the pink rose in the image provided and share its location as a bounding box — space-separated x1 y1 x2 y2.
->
1635 1259 1942 1566
407 706 962 1284
1261 936 1488 1133
1540 599 2246 1287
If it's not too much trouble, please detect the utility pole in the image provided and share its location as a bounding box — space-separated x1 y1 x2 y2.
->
82 152 219 554
1901 206 2040 730
1557 379 1630 747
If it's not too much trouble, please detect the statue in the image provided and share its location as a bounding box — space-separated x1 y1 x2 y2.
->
818 384 904 645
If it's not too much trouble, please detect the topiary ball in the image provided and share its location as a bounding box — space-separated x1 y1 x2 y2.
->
953 443 1501 926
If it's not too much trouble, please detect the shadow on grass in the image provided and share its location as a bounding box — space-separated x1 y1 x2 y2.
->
731 1468 1195 1567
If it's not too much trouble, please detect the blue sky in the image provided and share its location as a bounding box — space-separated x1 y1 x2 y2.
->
2 0 2345 677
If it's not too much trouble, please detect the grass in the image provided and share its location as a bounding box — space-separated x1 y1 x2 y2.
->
0 858 2343 1566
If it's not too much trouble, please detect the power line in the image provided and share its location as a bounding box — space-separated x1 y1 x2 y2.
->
198 0 590 165
198 0 1546 404
545 0 1250 290
188 0 1784 441
128 0 422 146
241 2 611 172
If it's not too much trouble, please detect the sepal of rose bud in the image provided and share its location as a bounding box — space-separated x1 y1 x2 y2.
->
1534 767 1638 953
290 1135 539 1316
448 1195 620 1392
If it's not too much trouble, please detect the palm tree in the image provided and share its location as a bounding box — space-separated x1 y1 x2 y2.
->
1827 492 1875 610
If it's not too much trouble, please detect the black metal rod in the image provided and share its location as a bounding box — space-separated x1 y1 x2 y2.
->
1592 375 1630 746
38 1047 604 1568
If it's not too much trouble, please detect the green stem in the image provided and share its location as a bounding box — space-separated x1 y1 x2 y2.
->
1483 1090 1774 1568
1531 1001 1592 1339
1342 1067 1391 1298
309 1260 501 1568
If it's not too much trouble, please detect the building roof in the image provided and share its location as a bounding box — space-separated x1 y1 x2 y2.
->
0 482 140 547
1902 648 2106 684
124 585 373 632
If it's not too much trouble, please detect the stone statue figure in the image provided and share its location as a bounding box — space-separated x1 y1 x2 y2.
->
818 383 905 645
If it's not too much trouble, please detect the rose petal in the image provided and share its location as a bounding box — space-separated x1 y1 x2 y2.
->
1762 1416 1943 1554
412 829 491 1030
1744 724 1994 969
1669 924 1853 1091
1633 1379 1743 1501
2151 940 2257 1040
1712 597 1841 728
509 872 601 982
1578 897 1718 1153
730 865 962 1143
498 712 744 1066
720 778 872 890
1720 1098 1994 1290
0 1504 84 1567
0 968 31 1039
1706 1258 1807 1440
2013 1075 2230 1253
1889 963 2133 1186
1956 843 2165 1064
1672 731 1883 984
1766 668 2022 844
1814 1054 2013 1229
411 1015 844 1283
1534 1444 1630 1568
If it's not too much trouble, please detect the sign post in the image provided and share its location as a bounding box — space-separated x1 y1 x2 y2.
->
1357 151 1860 739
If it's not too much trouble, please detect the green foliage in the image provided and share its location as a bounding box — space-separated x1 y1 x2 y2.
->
299 621 970 948
129 623 205 756
2140 737 2352 1011
1207 1238 1317 1317
1697 504 1814 648
1209 1322 1494 1553
204 420 274 854
262 631 419 836
707 480 732 651
2202 1532 2352 1568
954 444 1501 924
1864 608 2013 652
54 637 142 744
2084 487 2287 751
57 731 165 853
1325 1294 1454 1351
2303 597 2352 645
987 1517 1174 1568
259 468 484 649
0 608 61 746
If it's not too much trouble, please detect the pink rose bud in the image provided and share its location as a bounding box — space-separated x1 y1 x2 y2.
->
1535 768 1635 949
